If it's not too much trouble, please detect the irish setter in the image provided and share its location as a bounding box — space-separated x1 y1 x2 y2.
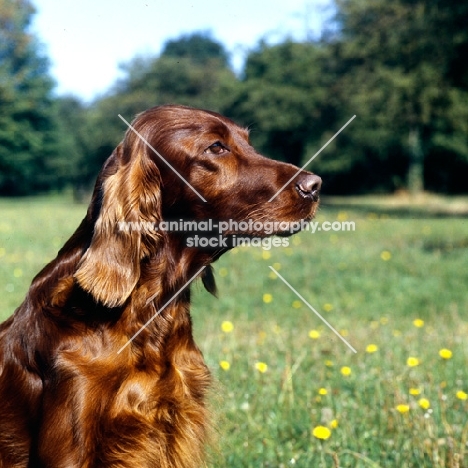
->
0 105 321 467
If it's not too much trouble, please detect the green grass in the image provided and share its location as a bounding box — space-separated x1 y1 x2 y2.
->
0 196 86 315
1 197 467 467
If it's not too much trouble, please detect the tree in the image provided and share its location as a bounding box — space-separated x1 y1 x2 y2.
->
227 41 336 168
0 0 69 195
55 96 93 200
326 0 468 194
112 31 236 112
162 31 229 67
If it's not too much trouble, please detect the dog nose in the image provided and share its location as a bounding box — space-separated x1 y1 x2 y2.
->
296 174 322 200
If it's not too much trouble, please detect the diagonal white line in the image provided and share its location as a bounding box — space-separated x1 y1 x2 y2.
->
117 266 206 354
118 114 207 202
268 115 356 202
268 266 357 353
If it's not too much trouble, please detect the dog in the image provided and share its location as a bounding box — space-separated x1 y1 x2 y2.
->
0 105 321 467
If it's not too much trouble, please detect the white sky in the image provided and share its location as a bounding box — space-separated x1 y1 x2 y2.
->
31 0 331 101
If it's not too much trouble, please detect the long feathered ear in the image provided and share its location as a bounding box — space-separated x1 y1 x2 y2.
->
75 138 162 308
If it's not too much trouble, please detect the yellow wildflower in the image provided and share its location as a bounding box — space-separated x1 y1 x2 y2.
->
396 404 410 414
380 250 391 261
219 360 230 371
418 398 430 410
263 293 273 304
221 321 234 333
255 362 268 373
308 330 320 339
439 348 453 360
407 357 420 367
365 344 378 353
340 366 352 377
312 426 331 440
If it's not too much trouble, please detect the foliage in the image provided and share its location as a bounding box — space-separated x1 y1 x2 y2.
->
1 2 468 195
162 31 229 67
54 96 94 198
320 0 468 194
0 0 74 195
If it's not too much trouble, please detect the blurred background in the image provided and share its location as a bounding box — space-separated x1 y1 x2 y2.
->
1 0 467 199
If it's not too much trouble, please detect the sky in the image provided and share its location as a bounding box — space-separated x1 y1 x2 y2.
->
31 0 331 101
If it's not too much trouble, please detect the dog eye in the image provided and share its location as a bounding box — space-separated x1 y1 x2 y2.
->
204 142 228 155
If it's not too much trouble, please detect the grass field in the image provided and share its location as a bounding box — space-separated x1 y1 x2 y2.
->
1 196 467 467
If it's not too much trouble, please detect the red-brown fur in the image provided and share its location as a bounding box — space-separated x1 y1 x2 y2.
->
0 105 321 467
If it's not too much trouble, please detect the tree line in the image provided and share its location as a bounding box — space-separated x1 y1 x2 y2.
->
1 0 467 196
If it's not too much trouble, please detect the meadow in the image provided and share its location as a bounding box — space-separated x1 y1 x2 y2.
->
0 196 467 467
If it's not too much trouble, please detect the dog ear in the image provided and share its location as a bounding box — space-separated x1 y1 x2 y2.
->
75 141 162 308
